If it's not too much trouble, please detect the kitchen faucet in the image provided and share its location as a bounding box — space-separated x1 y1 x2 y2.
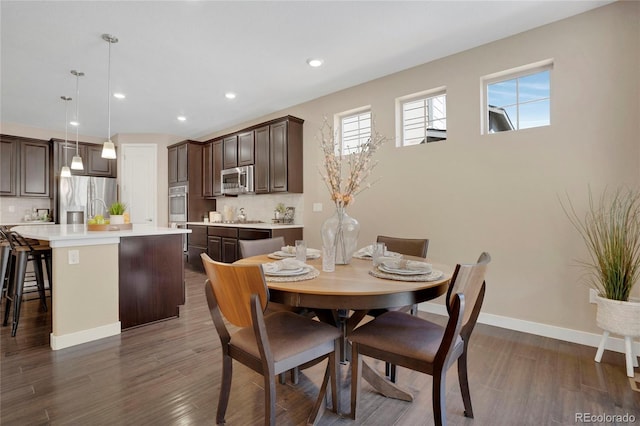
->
90 198 108 218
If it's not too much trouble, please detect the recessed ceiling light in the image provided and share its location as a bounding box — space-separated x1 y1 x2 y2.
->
306 58 324 67
113 93 126 99
177 116 186 122
225 92 236 99
70 121 79 126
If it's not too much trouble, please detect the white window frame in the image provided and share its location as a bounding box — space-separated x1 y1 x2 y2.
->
334 106 371 156
481 59 553 134
395 87 447 147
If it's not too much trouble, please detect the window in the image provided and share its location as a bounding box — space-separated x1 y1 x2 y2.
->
483 62 552 133
336 108 371 155
397 88 447 147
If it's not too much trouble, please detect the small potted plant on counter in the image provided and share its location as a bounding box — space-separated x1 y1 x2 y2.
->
108 201 127 225
274 203 286 221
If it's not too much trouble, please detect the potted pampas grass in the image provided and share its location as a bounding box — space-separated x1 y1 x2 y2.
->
562 187 640 377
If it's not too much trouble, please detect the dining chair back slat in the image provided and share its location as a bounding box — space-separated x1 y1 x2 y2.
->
201 253 267 328
239 237 285 258
376 235 429 258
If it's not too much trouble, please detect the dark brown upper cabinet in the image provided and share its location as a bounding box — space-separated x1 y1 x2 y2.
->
20 139 51 197
0 136 19 196
1 135 51 198
268 116 303 193
237 130 254 166
52 139 117 178
202 142 213 198
202 140 224 199
168 143 189 184
213 140 223 196
223 135 238 169
86 144 115 177
254 125 270 194
203 115 303 197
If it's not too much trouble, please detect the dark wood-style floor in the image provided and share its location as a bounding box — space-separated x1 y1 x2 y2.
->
2 267 638 425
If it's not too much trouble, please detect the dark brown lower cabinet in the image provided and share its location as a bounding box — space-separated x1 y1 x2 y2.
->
119 234 185 329
186 225 304 268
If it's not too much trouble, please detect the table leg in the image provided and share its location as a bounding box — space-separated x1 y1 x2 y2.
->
361 361 413 402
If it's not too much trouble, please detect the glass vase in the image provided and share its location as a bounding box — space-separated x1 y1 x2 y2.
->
321 206 360 265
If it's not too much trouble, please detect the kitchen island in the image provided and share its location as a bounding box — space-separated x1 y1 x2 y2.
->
11 224 191 350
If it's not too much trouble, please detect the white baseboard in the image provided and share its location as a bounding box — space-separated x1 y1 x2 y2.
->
418 302 640 355
50 322 121 350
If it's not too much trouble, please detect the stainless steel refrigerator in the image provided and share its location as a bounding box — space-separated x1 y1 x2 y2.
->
58 176 118 224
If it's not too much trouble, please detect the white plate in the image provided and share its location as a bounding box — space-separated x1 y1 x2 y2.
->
378 265 431 276
264 267 309 277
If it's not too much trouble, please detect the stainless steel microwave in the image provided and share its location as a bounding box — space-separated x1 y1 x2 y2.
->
221 165 254 195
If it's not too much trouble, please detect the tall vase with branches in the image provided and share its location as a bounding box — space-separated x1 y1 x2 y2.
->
319 118 386 264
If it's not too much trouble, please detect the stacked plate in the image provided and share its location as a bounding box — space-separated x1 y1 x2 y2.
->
268 247 321 260
378 259 432 276
262 259 311 277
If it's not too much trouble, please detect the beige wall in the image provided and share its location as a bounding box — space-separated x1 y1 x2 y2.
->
200 2 640 335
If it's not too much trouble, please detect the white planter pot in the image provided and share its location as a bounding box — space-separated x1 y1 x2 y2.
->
110 215 125 225
595 295 640 337
594 295 640 377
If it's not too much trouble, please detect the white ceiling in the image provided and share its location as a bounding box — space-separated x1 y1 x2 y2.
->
1 1 613 141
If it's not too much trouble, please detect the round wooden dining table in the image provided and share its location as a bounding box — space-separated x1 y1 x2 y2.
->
235 254 453 403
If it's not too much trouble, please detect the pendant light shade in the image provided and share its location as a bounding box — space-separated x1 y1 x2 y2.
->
60 95 72 178
102 33 118 159
70 70 85 170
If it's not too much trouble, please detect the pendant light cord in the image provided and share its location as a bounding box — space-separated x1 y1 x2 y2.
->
107 38 112 140
61 96 71 166
75 73 80 154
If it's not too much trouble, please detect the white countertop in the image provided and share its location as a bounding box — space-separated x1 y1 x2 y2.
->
0 221 55 227
186 221 303 230
12 224 190 248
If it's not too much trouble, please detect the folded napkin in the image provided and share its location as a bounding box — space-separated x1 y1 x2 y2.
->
280 245 296 255
262 258 306 274
279 246 321 256
355 245 399 258
380 258 432 273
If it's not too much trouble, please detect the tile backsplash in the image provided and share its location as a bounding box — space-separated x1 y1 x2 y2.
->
212 193 303 224
0 197 52 224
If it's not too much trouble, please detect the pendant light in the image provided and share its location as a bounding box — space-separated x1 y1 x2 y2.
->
70 70 85 170
60 96 72 178
101 33 118 159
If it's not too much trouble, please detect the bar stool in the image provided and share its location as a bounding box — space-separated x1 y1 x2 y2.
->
0 229 52 336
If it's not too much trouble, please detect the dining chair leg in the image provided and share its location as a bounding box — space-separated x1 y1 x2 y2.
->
350 344 363 420
3 256 16 326
0 245 10 299
458 348 474 418
10 251 28 336
216 354 233 425
33 253 48 311
432 369 447 426
264 370 276 426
